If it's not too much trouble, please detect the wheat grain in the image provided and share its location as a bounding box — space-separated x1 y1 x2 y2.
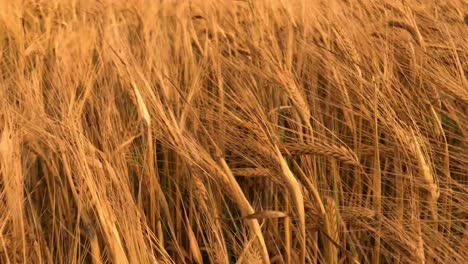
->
388 20 422 46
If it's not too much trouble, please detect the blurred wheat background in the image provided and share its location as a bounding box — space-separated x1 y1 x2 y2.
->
0 0 467 263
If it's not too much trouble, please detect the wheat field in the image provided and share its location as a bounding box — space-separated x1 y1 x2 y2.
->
0 0 467 263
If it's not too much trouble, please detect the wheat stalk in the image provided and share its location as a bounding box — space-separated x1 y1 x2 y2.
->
281 142 360 167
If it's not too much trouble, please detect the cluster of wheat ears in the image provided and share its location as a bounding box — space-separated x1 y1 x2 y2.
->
0 0 466 263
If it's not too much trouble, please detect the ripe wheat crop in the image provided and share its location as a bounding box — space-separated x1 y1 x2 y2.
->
0 0 467 263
